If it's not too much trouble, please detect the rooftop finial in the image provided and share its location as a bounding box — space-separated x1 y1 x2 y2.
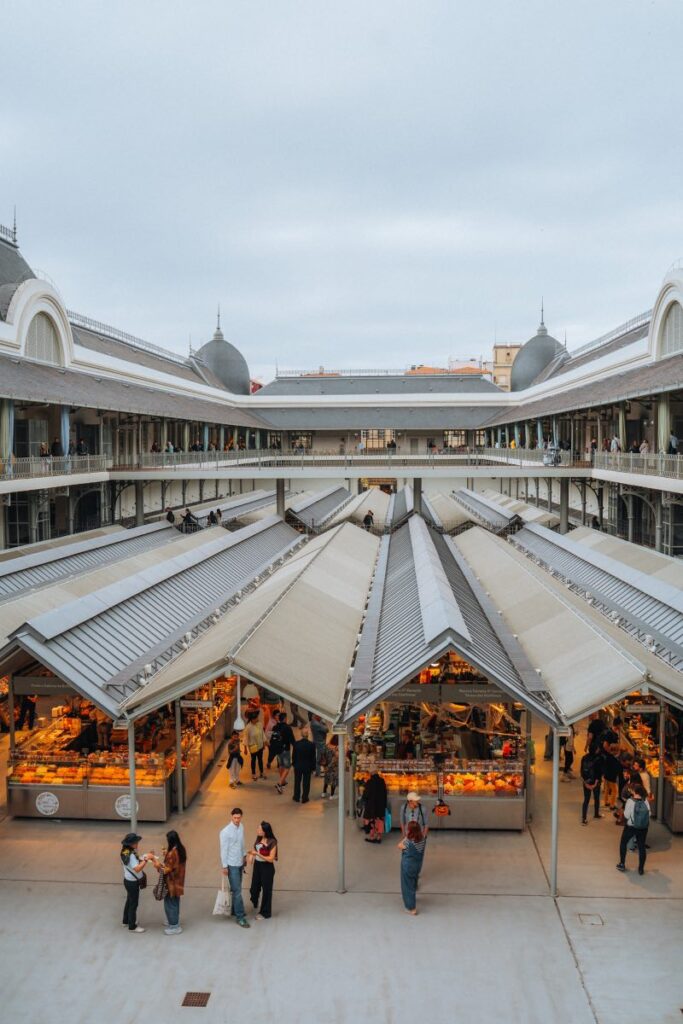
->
217 304 221 331
12 206 17 245
537 297 548 336
189 333 193 357
541 296 544 326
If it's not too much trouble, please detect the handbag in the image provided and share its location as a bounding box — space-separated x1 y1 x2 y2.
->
248 742 259 754
138 871 147 890
213 875 232 916
384 808 392 833
153 869 169 901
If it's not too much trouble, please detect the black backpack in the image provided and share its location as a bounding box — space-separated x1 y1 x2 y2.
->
269 726 284 755
580 755 596 783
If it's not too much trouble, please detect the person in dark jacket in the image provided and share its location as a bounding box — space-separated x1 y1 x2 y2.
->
51 436 63 457
292 728 317 803
272 713 296 794
362 771 388 844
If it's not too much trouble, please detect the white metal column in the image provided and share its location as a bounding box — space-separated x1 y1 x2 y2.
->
550 729 560 896
337 730 347 894
127 721 138 832
175 701 184 814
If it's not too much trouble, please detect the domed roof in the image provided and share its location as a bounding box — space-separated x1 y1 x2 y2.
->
195 313 250 395
510 313 565 392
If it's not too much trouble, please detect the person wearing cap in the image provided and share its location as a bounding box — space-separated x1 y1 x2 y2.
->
400 792 429 838
120 832 150 933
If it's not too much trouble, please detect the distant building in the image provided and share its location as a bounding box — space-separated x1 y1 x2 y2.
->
491 343 523 391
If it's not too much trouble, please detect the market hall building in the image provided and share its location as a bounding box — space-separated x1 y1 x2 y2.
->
2 221 683 894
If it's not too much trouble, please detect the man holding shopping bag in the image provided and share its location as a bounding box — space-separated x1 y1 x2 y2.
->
219 808 250 928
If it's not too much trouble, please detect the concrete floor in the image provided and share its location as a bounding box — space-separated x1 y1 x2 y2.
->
1 725 683 1023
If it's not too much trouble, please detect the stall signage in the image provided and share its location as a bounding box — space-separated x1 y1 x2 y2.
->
393 683 507 703
13 676 73 696
624 704 660 714
35 792 60 816
114 795 140 819
180 699 213 709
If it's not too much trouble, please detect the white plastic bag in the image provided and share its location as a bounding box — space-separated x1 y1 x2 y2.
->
213 875 231 916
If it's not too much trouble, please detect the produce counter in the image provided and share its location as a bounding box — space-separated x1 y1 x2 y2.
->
355 758 527 831
663 776 683 833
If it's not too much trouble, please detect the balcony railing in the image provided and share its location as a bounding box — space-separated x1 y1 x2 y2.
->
0 454 112 481
592 451 683 480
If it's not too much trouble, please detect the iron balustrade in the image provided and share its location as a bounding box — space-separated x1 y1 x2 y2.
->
0 454 112 481
592 451 683 480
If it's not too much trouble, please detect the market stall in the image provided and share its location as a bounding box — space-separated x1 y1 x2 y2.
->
6 676 235 821
352 654 530 831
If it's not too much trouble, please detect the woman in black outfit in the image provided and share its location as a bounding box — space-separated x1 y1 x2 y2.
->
362 772 388 843
248 821 278 920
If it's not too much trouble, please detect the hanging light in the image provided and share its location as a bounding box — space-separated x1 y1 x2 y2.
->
233 675 245 731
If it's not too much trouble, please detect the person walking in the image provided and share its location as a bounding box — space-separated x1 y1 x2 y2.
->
616 782 651 876
362 771 388 843
245 715 266 780
270 712 295 794
219 808 250 928
400 792 429 838
320 735 339 798
580 750 603 824
292 727 316 803
120 832 150 933
362 509 375 531
398 821 427 915
248 821 278 920
152 830 187 935
226 729 244 788
601 730 620 811
561 725 576 781
310 715 328 776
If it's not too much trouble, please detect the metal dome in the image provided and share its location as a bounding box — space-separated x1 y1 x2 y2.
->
510 316 565 392
195 315 250 395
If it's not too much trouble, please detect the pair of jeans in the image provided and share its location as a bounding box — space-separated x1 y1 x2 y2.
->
619 826 647 871
228 758 241 785
315 743 325 776
563 751 574 775
293 768 311 801
603 779 618 807
123 879 140 930
250 749 264 776
164 895 180 927
250 860 275 918
227 865 246 919
400 849 423 910
581 782 601 820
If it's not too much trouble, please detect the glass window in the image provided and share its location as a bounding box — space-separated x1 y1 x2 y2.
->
661 301 683 357
361 429 395 450
443 430 466 449
289 432 312 450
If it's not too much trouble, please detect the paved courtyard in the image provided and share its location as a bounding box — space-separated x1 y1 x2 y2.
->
1 729 682 1024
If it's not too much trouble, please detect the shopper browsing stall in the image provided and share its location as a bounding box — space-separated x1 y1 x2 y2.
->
362 771 388 843
398 821 427 915
400 792 429 837
616 783 651 875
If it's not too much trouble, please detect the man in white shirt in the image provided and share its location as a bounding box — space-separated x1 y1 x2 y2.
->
219 808 250 927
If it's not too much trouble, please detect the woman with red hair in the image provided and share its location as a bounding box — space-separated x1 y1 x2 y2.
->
398 820 426 915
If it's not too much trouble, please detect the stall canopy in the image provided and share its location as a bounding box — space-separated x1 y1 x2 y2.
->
510 523 683 669
343 515 557 724
0 520 178 602
325 486 393 533
121 522 380 720
453 527 648 721
286 486 353 532
421 492 472 534
451 489 523 536
479 489 560 531
0 517 304 714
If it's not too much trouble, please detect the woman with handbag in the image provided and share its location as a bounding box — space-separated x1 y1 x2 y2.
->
362 771 388 844
247 821 278 919
120 832 150 933
151 830 187 935
245 715 266 781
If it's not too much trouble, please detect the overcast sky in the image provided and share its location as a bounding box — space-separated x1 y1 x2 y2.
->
3 0 682 382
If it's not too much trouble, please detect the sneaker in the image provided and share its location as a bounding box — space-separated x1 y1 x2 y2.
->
594 813 604 819
236 781 243 786
252 776 257 781
132 926 146 933
616 863 626 872
259 774 266 779
236 918 251 929
164 926 183 935
256 914 265 921
302 798 309 804
275 783 283 794
581 819 587 826
638 867 644 876
292 796 300 802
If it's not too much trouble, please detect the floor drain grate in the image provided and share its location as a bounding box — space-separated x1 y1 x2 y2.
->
182 993 211 1008
578 913 604 927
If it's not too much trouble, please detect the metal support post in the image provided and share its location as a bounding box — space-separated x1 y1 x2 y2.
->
128 721 138 831
134 479 145 527
413 477 422 515
175 701 184 814
276 478 285 518
337 730 347 894
580 480 587 526
559 478 569 533
658 703 665 820
547 479 553 514
550 728 560 897
627 494 635 543
8 675 16 754
655 493 663 552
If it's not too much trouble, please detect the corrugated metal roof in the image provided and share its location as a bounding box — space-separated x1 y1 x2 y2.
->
287 486 353 530
8 518 302 703
451 489 522 534
479 489 560 530
510 523 683 668
252 405 505 430
256 374 502 396
390 485 413 527
0 522 178 602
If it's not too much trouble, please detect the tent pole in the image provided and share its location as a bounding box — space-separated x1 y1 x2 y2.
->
128 721 138 832
8 675 16 755
550 728 560 897
658 702 666 819
175 700 184 814
337 730 347 894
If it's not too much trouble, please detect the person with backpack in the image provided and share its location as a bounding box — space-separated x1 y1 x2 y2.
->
617 782 650 875
270 712 295 794
400 792 429 838
580 750 603 824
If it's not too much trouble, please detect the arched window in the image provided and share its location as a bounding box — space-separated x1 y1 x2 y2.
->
661 301 683 357
25 312 62 365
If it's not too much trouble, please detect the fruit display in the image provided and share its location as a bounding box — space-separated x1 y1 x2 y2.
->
86 751 172 788
8 760 85 785
355 758 525 798
670 777 683 794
